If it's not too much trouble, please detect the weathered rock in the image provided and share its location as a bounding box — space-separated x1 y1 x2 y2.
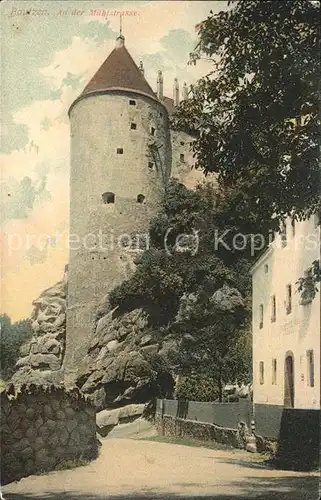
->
140 344 159 356
76 306 175 409
107 340 119 352
12 271 67 384
140 334 152 347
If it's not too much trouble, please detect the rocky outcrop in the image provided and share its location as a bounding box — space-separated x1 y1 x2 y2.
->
96 403 146 436
76 307 176 410
11 271 67 386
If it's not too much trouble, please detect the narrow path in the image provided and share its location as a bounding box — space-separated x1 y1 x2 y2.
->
2 435 319 500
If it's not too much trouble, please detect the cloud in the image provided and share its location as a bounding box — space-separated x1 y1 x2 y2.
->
1 175 51 223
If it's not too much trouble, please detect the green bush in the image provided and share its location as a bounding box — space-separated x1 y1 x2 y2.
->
174 375 219 402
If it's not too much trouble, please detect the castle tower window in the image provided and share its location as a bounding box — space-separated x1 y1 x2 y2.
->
129 99 136 106
131 123 137 130
117 148 123 154
180 153 185 162
148 162 154 169
102 192 115 204
137 194 145 204
151 127 155 136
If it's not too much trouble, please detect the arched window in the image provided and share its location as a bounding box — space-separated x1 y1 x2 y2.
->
137 194 145 204
102 192 115 204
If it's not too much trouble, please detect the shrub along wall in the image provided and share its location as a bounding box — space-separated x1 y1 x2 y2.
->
1 384 97 485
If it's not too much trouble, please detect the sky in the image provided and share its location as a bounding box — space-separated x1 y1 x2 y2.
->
1 0 226 321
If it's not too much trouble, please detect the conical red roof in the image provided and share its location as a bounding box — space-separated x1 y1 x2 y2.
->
79 38 157 101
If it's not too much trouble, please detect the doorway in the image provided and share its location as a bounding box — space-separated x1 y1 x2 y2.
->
284 352 295 408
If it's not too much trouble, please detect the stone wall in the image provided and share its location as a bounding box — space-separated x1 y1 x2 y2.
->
1 384 97 485
155 415 246 449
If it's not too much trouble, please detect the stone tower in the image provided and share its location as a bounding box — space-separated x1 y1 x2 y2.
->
64 34 172 383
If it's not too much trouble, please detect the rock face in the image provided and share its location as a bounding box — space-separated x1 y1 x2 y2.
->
11 272 67 386
76 307 176 410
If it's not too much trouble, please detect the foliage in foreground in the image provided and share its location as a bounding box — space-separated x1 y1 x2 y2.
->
0 314 32 379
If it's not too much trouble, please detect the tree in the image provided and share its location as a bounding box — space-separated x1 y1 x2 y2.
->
172 1 320 247
169 285 252 402
109 180 252 395
0 314 32 379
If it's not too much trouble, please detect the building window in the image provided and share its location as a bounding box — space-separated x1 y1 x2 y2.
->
130 123 137 130
271 295 276 322
129 99 136 106
272 359 277 385
259 304 264 329
291 218 296 238
286 284 292 314
180 153 185 162
280 222 287 248
307 350 314 387
117 148 123 154
137 194 145 204
148 162 154 169
102 192 115 204
180 141 185 146
264 264 269 274
259 361 264 385
151 127 155 136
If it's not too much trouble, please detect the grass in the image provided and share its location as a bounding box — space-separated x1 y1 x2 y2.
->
142 434 234 451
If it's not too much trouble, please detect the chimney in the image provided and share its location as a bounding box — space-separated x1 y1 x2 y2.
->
157 70 163 100
139 61 144 76
182 82 188 100
173 78 179 106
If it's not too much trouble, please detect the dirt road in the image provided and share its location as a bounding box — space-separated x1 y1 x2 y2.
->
2 435 319 500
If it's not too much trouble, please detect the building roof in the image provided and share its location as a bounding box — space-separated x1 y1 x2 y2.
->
79 37 159 103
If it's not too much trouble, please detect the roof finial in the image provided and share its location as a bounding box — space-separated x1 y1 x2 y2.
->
116 12 125 48
120 12 123 37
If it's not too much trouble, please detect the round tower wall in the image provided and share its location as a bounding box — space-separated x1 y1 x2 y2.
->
64 92 171 379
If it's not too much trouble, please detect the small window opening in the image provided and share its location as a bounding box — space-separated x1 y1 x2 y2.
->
117 148 123 154
131 123 137 130
291 218 296 238
151 127 155 136
148 162 154 169
180 153 185 162
137 194 145 204
180 141 185 146
286 284 292 314
280 222 287 248
259 304 264 329
307 350 314 387
272 359 277 385
264 264 269 274
129 100 136 106
102 192 115 204
271 295 276 322
259 361 264 385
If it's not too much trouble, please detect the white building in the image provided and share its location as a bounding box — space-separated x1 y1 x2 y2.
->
251 213 320 410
